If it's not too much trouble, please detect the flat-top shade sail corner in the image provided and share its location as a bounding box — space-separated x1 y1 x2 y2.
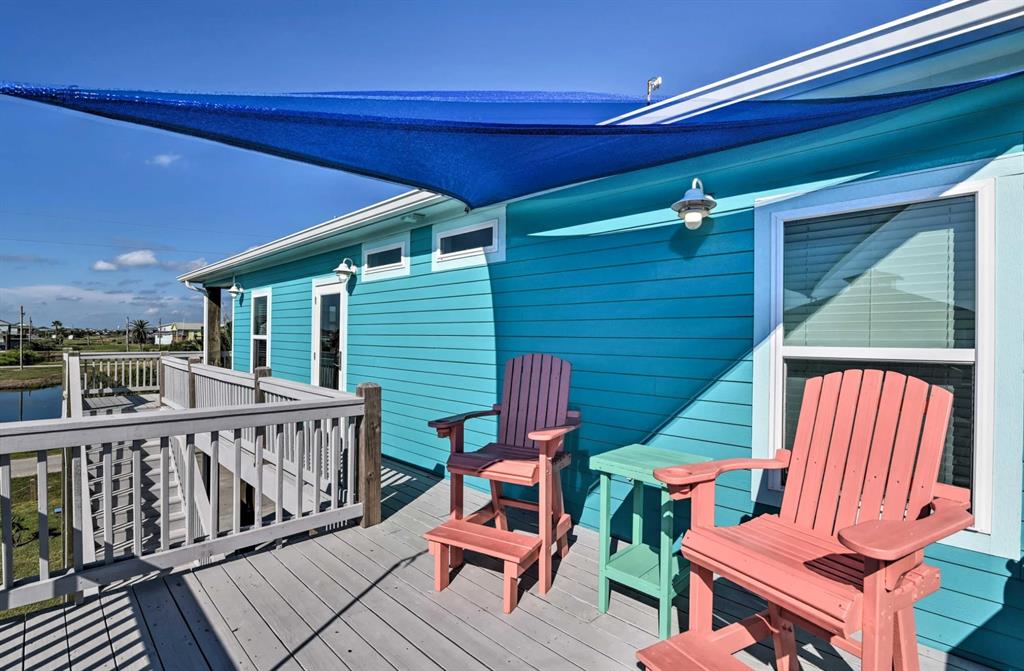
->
1 73 1019 208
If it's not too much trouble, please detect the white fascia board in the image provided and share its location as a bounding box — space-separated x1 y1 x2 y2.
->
603 0 1024 126
178 189 447 284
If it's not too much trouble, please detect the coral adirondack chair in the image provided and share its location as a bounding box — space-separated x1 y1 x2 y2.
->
427 353 579 605
638 369 975 671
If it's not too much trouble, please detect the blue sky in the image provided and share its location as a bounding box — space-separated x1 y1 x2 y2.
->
0 0 938 328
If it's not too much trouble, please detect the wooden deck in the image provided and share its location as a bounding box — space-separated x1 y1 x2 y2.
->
1 458 988 671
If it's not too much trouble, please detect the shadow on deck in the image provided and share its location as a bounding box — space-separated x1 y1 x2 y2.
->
1 458 991 671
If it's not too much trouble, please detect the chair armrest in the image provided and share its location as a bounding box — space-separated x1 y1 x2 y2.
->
428 408 499 431
653 450 791 487
837 498 974 562
528 424 579 442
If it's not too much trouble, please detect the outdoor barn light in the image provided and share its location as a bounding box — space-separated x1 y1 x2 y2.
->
334 258 357 282
671 178 717 230
227 280 243 299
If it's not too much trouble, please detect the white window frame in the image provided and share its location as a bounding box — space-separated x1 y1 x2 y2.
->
432 206 506 271
361 231 410 282
752 170 1010 556
250 288 271 372
309 276 348 391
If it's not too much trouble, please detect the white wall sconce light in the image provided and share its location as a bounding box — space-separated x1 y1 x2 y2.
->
227 279 243 299
671 178 717 230
333 258 357 282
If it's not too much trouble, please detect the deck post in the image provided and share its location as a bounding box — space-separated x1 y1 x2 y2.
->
157 352 165 406
204 286 222 367
245 366 271 523
356 382 381 528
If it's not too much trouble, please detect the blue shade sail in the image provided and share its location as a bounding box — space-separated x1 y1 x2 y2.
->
1 74 1018 208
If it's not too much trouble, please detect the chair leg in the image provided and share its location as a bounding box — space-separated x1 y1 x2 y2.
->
768 605 800 671
862 560 895 671
490 481 508 531
503 561 519 614
431 542 450 592
894 605 920 671
552 468 569 558
689 563 714 634
449 472 464 567
538 456 553 595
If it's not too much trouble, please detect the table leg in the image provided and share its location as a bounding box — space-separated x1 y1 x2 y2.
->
597 472 611 613
631 479 644 545
658 487 673 640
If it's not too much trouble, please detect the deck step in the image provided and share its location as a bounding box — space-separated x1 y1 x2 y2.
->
637 632 749 671
424 519 541 563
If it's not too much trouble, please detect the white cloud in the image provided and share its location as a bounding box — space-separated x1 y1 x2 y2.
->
0 284 202 329
162 257 207 273
115 250 158 267
92 260 117 271
146 153 182 167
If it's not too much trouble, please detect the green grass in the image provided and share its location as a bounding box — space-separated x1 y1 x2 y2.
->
0 366 63 390
0 474 65 620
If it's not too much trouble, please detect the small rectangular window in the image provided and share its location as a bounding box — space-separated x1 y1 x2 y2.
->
440 226 494 256
366 246 403 269
250 290 270 370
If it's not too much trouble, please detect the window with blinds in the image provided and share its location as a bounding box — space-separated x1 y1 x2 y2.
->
251 293 270 369
780 195 977 493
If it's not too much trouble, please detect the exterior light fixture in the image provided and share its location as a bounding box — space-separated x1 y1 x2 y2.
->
333 258 357 282
227 279 243 299
671 178 717 230
646 76 663 106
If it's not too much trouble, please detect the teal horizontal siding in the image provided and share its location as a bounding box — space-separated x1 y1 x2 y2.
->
224 86 1024 669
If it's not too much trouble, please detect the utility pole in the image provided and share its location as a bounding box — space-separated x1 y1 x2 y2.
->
18 305 24 370
125 315 130 352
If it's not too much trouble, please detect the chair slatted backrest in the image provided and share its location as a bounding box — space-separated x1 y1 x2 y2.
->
779 369 956 537
498 354 572 450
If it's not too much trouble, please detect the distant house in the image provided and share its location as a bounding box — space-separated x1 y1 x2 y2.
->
0 320 10 350
153 322 203 346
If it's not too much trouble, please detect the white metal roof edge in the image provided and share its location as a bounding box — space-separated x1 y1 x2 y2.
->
601 0 1024 126
178 189 447 284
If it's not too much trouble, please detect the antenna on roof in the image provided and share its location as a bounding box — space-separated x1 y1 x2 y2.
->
646 76 663 106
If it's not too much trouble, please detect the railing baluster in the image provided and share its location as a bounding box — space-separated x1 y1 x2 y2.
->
209 431 219 540
185 434 195 546
102 442 113 563
160 436 170 551
313 425 323 514
1 453 12 589
132 439 143 556
295 422 304 519
330 419 340 510
254 429 265 528
346 417 357 508
233 428 241 534
37 451 49 579
275 425 284 525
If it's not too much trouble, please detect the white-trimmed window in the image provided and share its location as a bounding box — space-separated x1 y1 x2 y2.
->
361 232 410 282
753 174 1006 555
432 207 506 271
250 288 271 371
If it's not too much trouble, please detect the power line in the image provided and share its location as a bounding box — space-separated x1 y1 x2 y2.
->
0 236 234 256
0 207 272 240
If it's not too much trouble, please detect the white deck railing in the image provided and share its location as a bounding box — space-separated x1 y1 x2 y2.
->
0 351 381 611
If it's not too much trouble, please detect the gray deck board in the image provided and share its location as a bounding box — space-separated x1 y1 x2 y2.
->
1 457 994 671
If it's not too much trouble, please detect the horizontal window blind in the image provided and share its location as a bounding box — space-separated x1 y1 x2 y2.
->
252 296 269 337
783 196 975 348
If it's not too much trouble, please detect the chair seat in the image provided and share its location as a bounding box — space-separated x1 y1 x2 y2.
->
447 443 570 485
682 515 938 635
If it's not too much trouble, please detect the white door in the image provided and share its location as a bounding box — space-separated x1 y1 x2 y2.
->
311 283 346 389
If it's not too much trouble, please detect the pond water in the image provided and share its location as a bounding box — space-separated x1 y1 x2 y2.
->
0 385 63 423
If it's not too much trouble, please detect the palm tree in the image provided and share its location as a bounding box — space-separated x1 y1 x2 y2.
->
51 320 66 345
129 319 150 351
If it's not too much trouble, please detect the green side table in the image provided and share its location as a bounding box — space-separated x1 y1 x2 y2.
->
590 444 710 640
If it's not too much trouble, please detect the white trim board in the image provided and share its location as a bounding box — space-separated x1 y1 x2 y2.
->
603 0 1024 126
361 231 411 282
431 206 506 272
752 165 1021 559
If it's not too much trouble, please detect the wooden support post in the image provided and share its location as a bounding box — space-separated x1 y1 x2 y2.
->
187 357 199 410
356 382 381 528
157 352 165 406
204 286 222 367
245 366 270 524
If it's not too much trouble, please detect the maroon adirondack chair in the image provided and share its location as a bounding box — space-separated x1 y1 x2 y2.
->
425 354 579 612
638 369 975 671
